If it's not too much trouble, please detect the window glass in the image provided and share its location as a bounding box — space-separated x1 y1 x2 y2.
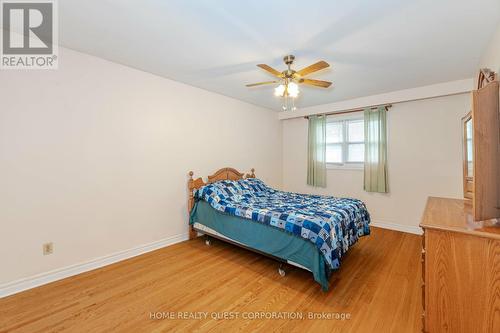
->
348 144 364 162
348 120 364 142
325 117 365 166
326 122 342 143
326 144 342 163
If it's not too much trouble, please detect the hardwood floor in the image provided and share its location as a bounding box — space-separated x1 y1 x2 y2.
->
0 227 422 333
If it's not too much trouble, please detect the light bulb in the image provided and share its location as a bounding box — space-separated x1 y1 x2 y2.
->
287 82 299 98
274 84 285 97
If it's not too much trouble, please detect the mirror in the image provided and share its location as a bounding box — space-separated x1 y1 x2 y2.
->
462 112 473 199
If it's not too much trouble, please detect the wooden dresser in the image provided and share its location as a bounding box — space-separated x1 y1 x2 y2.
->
420 197 500 333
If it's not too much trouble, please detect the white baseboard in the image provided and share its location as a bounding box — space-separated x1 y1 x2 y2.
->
0 233 189 298
371 219 423 235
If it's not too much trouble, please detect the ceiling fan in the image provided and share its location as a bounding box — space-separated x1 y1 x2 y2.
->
246 55 332 110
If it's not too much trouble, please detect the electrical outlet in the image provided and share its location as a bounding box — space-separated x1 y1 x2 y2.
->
43 242 53 255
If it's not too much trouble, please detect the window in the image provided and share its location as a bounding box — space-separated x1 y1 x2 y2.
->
326 116 364 168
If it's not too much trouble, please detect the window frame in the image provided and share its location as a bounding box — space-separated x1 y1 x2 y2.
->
325 114 365 170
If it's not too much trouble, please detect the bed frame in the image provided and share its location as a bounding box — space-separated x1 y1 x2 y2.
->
187 167 290 276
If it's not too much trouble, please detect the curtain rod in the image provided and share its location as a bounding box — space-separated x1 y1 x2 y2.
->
303 104 392 119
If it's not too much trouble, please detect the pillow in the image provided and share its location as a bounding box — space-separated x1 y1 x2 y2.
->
240 178 273 193
195 178 274 204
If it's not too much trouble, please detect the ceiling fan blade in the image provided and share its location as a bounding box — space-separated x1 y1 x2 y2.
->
296 61 330 76
257 64 282 77
300 79 332 88
246 81 278 87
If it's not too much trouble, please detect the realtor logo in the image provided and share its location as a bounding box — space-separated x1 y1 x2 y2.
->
1 0 58 69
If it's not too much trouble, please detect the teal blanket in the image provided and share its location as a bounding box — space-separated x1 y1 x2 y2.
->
190 200 330 291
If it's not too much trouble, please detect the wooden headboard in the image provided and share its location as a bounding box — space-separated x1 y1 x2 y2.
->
187 167 255 239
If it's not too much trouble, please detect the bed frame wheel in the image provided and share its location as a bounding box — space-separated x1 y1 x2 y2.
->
205 237 212 246
278 264 286 277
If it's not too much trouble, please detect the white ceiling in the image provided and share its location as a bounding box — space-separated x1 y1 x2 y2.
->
59 0 500 111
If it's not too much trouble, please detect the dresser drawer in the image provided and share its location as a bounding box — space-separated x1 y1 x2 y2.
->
423 228 500 332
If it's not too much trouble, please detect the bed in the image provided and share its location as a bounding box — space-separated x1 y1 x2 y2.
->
187 167 371 291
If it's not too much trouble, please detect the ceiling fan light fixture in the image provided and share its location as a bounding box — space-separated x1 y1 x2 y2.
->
287 82 299 98
274 84 286 97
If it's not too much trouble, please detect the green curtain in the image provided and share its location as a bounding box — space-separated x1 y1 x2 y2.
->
364 106 388 193
307 115 327 187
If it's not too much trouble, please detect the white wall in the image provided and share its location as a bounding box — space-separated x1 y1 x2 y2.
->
480 22 500 73
0 47 282 285
282 94 470 232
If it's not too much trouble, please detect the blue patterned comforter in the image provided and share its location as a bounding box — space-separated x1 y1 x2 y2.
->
194 178 370 270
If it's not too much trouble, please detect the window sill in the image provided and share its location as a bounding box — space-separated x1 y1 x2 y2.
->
327 164 364 171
